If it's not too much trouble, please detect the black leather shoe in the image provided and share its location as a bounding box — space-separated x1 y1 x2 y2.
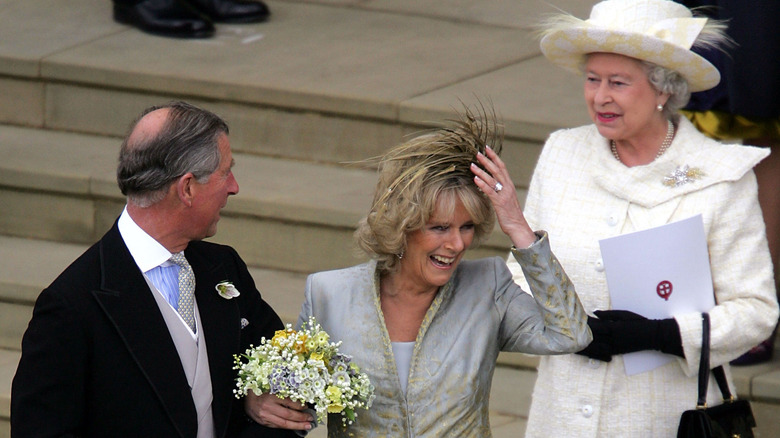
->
186 0 270 23
114 0 215 39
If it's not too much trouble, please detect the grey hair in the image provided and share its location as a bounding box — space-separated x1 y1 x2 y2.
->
641 8 733 120
641 61 690 120
547 6 732 119
117 101 229 207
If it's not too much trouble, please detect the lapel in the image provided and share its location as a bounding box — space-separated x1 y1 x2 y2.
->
186 242 242 438
592 117 769 210
91 223 196 438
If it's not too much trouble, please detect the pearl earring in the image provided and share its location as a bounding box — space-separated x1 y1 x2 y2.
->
657 104 663 111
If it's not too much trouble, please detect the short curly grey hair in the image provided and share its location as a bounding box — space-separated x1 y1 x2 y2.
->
641 60 691 120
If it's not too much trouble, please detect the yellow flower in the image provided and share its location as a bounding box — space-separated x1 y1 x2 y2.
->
305 337 318 351
327 403 344 413
310 352 324 362
325 385 342 402
326 385 345 413
271 330 288 347
294 342 307 354
316 332 329 346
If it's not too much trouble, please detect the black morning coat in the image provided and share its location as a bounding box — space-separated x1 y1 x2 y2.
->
11 221 296 438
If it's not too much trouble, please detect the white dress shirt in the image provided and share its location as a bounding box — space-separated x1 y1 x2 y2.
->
117 206 198 338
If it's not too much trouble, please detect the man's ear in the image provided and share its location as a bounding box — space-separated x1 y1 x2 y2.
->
176 173 196 207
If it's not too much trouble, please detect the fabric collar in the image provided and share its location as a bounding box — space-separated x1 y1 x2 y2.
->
117 206 174 273
592 117 770 208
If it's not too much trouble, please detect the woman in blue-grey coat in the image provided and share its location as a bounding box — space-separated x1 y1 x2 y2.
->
296 106 592 437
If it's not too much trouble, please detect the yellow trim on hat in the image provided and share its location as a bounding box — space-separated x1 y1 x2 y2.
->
538 0 721 92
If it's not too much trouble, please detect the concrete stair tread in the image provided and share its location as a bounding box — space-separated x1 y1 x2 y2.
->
0 236 88 304
3 235 780 431
4 346 780 429
0 0 592 138
2 0 779 433
0 349 536 435
0 124 512 250
0 233 307 318
0 349 21 423
0 125 374 229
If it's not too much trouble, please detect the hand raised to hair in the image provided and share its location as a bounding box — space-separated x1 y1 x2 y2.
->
470 146 536 248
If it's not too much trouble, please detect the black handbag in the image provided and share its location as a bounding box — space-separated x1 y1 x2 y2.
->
677 313 757 438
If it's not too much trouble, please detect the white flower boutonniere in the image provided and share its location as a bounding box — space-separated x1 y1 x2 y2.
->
216 281 240 299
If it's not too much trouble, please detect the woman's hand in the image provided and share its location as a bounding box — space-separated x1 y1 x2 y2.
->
576 310 684 362
470 146 537 248
244 392 314 431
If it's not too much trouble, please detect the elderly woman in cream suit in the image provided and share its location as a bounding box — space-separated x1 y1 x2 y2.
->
507 1 779 436
297 107 591 437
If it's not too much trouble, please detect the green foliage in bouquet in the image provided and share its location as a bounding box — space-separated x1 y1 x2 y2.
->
234 317 375 425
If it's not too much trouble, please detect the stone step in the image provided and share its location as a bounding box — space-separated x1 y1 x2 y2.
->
3 236 780 435
0 234 524 356
3 345 780 437
0 124 520 276
3 0 780 433
0 234 303 350
0 349 535 438
0 0 592 180
1 349 20 438
0 233 536 436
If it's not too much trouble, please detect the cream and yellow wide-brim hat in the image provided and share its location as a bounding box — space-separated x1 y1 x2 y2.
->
539 0 720 92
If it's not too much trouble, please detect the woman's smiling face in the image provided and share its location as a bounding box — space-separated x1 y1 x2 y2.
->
398 195 475 295
584 52 666 144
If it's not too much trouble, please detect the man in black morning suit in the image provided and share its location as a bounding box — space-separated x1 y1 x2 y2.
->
11 101 313 437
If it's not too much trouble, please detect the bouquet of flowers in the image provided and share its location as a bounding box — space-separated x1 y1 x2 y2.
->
233 316 375 426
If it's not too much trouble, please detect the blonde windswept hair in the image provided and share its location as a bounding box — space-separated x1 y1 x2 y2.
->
354 104 503 275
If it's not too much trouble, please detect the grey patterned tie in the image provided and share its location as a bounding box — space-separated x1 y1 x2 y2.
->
170 252 196 332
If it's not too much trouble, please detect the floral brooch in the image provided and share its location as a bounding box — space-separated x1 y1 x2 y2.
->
663 165 704 187
216 281 240 299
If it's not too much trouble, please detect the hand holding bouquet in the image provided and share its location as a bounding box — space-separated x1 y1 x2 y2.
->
234 317 375 426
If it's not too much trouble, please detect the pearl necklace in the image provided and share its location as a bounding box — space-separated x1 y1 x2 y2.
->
611 119 675 162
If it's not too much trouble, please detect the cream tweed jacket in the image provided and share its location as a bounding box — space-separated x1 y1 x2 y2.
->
509 117 779 437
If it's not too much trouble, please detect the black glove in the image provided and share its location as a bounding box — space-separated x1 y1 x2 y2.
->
577 310 684 362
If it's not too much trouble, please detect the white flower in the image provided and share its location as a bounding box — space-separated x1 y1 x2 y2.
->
232 317 375 425
216 281 240 299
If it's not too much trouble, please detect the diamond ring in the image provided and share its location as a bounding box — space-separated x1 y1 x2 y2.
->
494 182 503 192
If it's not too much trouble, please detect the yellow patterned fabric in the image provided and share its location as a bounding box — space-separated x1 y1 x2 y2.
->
680 110 780 141
170 252 196 333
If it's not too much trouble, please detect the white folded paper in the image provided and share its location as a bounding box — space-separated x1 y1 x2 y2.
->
599 214 715 375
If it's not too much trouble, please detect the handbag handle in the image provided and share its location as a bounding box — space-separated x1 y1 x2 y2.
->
697 313 736 409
